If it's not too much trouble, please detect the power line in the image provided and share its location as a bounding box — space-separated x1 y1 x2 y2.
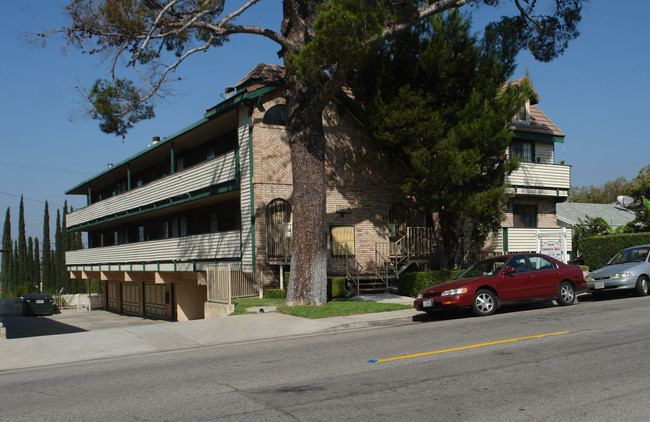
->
0 161 93 177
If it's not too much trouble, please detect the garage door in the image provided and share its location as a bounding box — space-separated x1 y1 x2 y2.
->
121 283 140 315
144 283 167 319
107 281 118 311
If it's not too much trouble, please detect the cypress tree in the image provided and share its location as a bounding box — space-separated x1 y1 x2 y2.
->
34 237 41 292
27 236 34 286
18 196 27 285
54 209 63 292
1 207 12 294
42 201 52 292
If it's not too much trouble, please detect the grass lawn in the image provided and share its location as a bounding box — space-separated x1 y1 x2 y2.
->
231 298 412 318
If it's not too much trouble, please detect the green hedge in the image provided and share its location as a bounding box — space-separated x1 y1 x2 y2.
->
270 274 347 299
578 233 650 270
329 278 347 299
397 270 465 298
265 289 286 299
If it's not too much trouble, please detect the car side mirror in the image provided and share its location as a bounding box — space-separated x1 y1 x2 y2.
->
503 267 515 275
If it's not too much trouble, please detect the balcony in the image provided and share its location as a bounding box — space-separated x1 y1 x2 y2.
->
67 151 238 229
505 162 570 197
66 231 241 273
489 227 573 257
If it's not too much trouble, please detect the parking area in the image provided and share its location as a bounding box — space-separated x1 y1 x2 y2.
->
1 309 166 339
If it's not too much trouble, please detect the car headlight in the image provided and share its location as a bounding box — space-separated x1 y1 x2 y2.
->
417 293 423 299
612 272 631 279
585 275 593 282
441 288 468 296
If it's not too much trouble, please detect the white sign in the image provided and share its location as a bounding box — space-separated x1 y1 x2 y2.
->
535 228 568 263
540 241 563 261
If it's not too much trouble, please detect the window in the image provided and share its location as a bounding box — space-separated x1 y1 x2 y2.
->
138 226 145 242
388 202 410 241
510 141 535 163
331 226 355 256
267 199 292 258
508 255 529 274
529 255 556 271
513 204 537 228
513 99 530 125
263 105 288 126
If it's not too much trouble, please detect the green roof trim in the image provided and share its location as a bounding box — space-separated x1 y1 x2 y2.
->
512 130 564 143
65 80 284 195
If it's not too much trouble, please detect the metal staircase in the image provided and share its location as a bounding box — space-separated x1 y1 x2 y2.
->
375 227 433 290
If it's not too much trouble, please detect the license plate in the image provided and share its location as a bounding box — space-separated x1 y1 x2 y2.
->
594 282 605 290
36 300 44 304
423 299 433 308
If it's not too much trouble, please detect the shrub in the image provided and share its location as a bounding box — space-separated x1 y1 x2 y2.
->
578 232 650 270
329 278 347 299
397 270 465 297
265 289 287 299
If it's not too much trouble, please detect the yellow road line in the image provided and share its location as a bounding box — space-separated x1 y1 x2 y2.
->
368 331 570 363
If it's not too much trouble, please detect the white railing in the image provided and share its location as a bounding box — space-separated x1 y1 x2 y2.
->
66 231 241 270
495 227 573 255
206 263 262 304
505 162 571 191
67 151 238 228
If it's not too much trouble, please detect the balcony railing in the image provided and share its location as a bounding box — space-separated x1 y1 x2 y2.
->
505 162 570 196
67 151 238 228
491 227 573 255
66 231 241 272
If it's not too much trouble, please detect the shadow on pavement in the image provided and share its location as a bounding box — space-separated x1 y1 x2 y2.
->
411 296 583 323
2 315 87 339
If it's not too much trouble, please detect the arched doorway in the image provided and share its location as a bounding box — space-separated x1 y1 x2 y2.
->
266 198 292 262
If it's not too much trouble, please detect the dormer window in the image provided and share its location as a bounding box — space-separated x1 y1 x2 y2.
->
513 99 531 125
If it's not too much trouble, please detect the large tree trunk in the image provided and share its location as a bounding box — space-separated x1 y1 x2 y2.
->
284 74 328 306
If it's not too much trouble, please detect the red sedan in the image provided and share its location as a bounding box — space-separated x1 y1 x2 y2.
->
414 253 586 316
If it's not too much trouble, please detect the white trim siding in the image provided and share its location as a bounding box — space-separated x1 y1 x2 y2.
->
67 151 238 228
238 107 254 267
65 231 241 266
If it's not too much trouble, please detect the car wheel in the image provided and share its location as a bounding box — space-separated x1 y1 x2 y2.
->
556 281 575 306
473 289 497 316
634 275 649 296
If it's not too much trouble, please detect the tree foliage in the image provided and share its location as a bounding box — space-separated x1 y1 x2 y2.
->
570 176 630 204
37 0 585 305
624 164 650 231
351 10 525 268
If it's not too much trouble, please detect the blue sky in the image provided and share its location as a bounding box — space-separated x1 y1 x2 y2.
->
1 0 649 242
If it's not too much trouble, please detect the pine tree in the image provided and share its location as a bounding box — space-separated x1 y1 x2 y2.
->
353 10 525 269
42 201 52 292
1 207 12 294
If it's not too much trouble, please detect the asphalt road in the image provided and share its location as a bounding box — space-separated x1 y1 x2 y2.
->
2 293 650 421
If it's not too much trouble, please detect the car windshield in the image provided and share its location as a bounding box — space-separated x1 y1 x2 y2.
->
608 247 650 265
456 257 509 279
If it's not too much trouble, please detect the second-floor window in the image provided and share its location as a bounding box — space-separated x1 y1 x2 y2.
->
510 140 534 163
513 204 537 228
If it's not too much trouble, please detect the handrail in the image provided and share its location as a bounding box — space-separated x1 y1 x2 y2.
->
375 227 434 287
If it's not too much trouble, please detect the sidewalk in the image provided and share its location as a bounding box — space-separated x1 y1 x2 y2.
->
0 294 418 371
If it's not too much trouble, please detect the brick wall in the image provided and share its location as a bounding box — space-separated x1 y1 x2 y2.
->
249 91 417 284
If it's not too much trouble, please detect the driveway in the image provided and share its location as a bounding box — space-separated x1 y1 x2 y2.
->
1 309 165 339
